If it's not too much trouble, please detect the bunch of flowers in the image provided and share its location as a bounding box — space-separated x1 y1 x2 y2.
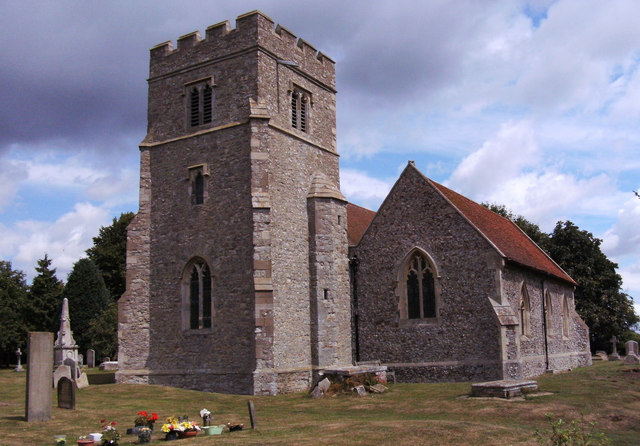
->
161 416 200 433
134 410 159 428
100 419 120 445
199 408 212 426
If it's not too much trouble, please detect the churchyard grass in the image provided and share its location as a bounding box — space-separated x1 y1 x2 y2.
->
0 361 638 445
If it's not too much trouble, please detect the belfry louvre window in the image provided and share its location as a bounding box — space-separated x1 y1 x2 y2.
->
186 164 209 206
398 249 439 323
186 79 214 128
291 88 310 132
185 259 213 330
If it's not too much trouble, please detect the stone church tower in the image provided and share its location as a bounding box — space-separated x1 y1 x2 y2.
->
117 11 352 394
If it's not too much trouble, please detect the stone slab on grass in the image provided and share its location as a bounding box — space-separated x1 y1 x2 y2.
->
471 379 538 399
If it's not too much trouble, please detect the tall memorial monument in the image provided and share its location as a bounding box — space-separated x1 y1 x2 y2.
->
53 298 78 366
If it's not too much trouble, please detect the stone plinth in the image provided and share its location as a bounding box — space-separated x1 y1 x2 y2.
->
471 379 538 399
320 364 388 383
26 332 54 421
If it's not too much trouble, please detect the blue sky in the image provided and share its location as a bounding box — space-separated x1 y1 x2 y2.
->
1 0 639 315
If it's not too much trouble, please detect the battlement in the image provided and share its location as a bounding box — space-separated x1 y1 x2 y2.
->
149 10 335 88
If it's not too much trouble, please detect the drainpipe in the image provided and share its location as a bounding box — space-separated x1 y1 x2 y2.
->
541 280 550 371
349 255 360 363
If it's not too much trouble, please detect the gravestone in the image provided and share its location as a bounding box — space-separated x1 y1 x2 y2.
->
609 336 620 361
99 361 118 371
78 354 83 366
594 350 608 361
87 349 96 368
14 347 24 372
26 332 54 422
57 377 76 410
54 298 78 366
53 365 72 388
76 372 90 389
625 340 639 356
64 357 79 380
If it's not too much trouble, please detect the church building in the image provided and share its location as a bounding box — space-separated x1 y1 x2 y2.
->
116 11 591 395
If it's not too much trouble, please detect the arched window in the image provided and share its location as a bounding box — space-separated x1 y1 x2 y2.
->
183 259 213 330
519 283 531 337
193 171 204 205
186 79 214 128
398 249 439 322
562 295 570 338
291 88 310 132
544 290 553 336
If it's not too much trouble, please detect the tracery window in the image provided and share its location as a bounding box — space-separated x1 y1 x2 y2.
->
183 258 213 330
519 283 531 337
398 249 439 323
291 88 310 132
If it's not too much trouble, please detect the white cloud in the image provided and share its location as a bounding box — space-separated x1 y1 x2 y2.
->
340 169 393 210
602 196 640 258
0 202 111 282
0 158 25 212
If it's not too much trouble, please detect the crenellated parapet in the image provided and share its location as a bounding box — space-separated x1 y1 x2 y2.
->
149 10 335 89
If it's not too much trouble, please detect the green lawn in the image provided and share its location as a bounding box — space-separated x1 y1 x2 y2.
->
1 362 638 445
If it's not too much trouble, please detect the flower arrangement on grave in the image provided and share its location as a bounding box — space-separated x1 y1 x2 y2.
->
100 419 120 445
134 410 159 428
161 416 200 440
199 408 212 426
137 427 152 444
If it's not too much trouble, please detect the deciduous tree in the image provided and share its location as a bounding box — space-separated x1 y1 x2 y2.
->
0 261 28 365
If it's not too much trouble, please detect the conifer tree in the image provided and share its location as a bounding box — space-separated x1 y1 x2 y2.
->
62 258 110 352
26 254 64 333
86 212 134 300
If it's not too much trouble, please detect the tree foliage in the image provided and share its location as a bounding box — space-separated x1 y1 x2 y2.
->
86 212 134 300
547 221 638 351
25 254 64 333
483 203 550 249
0 260 29 365
85 301 118 361
63 258 111 353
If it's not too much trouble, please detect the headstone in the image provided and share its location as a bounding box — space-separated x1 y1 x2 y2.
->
53 365 72 388
354 385 368 396
64 357 79 380
76 372 90 389
103 357 110 363
14 347 24 372
317 377 331 393
609 336 620 361
87 349 96 368
625 340 639 357
57 377 76 410
99 361 118 371
623 354 640 365
26 332 54 422
310 386 324 399
78 354 83 366
595 350 608 361
54 298 79 366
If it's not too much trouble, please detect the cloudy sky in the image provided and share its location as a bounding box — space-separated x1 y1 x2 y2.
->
1 0 639 312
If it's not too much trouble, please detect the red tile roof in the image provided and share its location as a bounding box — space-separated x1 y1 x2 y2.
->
346 202 376 246
429 178 576 285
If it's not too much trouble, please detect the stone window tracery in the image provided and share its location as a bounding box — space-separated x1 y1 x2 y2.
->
182 258 213 330
398 249 440 324
562 294 570 338
186 164 209 206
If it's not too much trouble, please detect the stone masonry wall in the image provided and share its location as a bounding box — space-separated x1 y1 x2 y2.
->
502 267 591 378
353 164 503 382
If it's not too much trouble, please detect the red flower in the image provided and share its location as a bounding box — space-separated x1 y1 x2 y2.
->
111 421 116 426
101 419 106 424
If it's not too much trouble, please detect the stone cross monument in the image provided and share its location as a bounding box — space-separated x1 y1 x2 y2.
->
54 298 78 366
14 347 24 372
609 336 620 361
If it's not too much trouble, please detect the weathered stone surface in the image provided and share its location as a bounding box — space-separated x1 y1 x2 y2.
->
625 340 638 357
310 386 324 399
57 377 76 409
317 377 331 393
53 365 71 388
26 332 54 421
87 349 96 368
354 385 367 396
471 380 538 399
623 354 640 365
99 361 118 371
76 372 90 389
